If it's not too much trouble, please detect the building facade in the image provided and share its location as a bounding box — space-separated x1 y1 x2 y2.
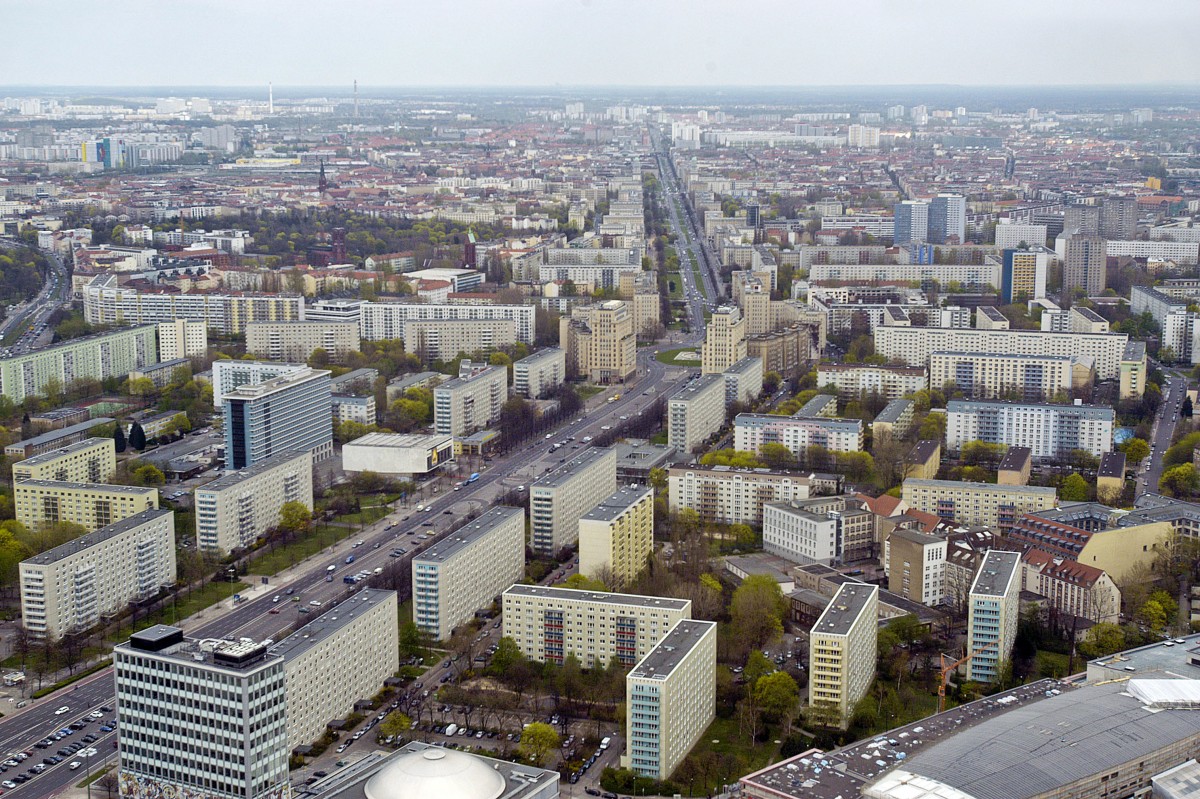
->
887 528 947 607
341 433 454 478
733 413 864 455
579 484 654 589
560 301 637 384
902 478 1057 530
702 306 748 375
432 364 507 438
763 496 876 565
808 583 878 728
928 351 1087 401
223 368 333 468
816 363 928 402
360 301 535 344
967 550 1021 683
530 447 617 556
14 480 159 531
945 399 1114 459
156 319 208 361
245 321 360 363
513 348 567 399
194 451 314 554
668 374 726 454
11 437 115 485
0 325 157 402
84 278 303 335
667 465 839 526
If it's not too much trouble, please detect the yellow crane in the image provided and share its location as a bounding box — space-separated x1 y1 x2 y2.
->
938 640 999 713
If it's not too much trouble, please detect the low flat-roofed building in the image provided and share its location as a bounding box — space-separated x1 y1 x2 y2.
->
763 495 876 566
623 620 717 780
502 585 691 667
613 440 679 482
14 479 159 532
902 478 1056 530
4 417 116 459
341 433 454 478
1097 450 1126 504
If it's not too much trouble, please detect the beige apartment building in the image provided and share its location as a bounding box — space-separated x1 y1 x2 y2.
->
928 351 1090 399
12 438 116 485
15 480 159 532
667 465 840 525
433 364 508 438
901 478 1057 530
702 306 747 374
156 319 208 361
19 508 175 639
530 447 617 556
816 363 928 402
513 348 566 399
579 484 653 589
412 507 525 640
273 588 398 748
561 300 637 384
623 620 717 780
887 528 947 607
502 585 692 667
808 582 878 728
667 374 726 454
194 451 314 554
398 318 518 363
245 321 361 363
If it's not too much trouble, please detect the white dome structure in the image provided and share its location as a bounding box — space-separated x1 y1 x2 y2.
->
364 747 507 799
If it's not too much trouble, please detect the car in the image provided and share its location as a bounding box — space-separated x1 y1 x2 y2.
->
586 789 601 796
55 707 69 715
443 510 452 515
272 595 281 603
336 744 348 754
313 770 328 778
269 607 281 614
2 781 14 789
286 588 295 595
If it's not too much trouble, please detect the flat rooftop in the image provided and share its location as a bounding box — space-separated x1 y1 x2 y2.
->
1089 632 1200 680
414 506 523 563
197 451 308 492
344 433 451 450
971 551 1020 596
670 373 724 402
120 626 282 674
946 398 1115 419
874 398 912 425
503 584 690 611
5 417 115 451
906 440 941 464
628 620 714 680
1098 451 1126 478
580 484 651 523
224 367 330 399
904 478 1057 497
812 582 877 637
23 509 171 565
514 347 563 365
14 479 158 496
15 437 112 467
532 446 612 490
269 589 396 662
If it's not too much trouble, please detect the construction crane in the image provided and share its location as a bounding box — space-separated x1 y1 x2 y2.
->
938 641 999 713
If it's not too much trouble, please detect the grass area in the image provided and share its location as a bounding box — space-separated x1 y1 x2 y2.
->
338 505 392 526
577 385 605 400
32 658 112 699
687 250 705 288
649 430 669 445
108 580 248 641
675 716 779 795
247 523 360 575
76 765 114 788
666 275 684 299
1034 650 1071 679
656 347 702 366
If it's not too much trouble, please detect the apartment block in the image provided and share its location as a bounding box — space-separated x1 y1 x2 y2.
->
995 223 1049 251
667 465 840 526
15 480 159 532
723 356 764 407
748 323 821 379
396 318 518 363
816 363 928 402
0 325 157 402
702 306 748 375
1120 341 1148 400
245 321 360 362
360 302 535 343
560 300 637 384
20 509 175 639
668 374 726 453
874 326 1129 380
513 348 566 399
432 363 507 438
579 484 653 589
901 478 1057 530
114 627 290 799
1062 234 1107 295
930 350 1091 400
967 550 1021 683
412 507 525 640
872 398 915 442
11 438 115 485
211 360 308 403
270 589 398 749
808 583 878 728
945 399 1114 459
887 528 947 607
623 620 717 780
1021 550 1120 625
156 319 208 361
999 248 1050 303
83 277 303 334
223 367 333 468
530 447 617 556
502 585 691 667
763 496 876 565
734 413 864 455
194 451 313 554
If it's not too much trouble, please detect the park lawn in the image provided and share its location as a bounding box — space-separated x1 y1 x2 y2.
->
687 251 705 287
656 347 702 366
337 504 392 526
1034 650 1071 679
247 523 356 575
577 385 605 400
666 273 684 299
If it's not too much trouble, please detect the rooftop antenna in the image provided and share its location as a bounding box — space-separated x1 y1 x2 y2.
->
354 80 359 118
268 82 274 115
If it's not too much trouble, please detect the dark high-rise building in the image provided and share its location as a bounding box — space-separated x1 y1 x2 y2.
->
894 201 929 245
1100 197 1138 239
1063 234 1107 297
746 204 760 229
928 194 966 244
318 161 328 196
1063 203 1100 236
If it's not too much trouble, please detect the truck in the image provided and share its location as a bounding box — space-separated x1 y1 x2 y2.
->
232 594 246 605
467 472 480 483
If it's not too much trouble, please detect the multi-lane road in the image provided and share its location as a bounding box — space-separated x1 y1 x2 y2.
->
0 239 69 355
1138 369 1187 497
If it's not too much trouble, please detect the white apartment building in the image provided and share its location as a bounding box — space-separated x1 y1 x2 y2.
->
433 364 507 438
156 319 208 361
724 356 764 406
816 363 928 402
245 321 360 362
902 479 1057 530
762 496 875 566
809 583 878 728
734 413 864 455
808 261 1001 288
502 585 691 667
928 351 1086 401
271 589 398 749
396 318 518 363
211 360 308 403
530 447 617 556
667 466 838 525
1106 239 1200 264
513 348 567 399
20 509 175 639
995 223 1049 250
360 302 535 344
15 480 159 532
887 528 947 607
668 374 726 453
945 399 1114 459
623 620 717 780
873 326 1131 380
194 451 313 554
11 437 115 485
114 627 290 799
83 276 303 335
579 484 654 589
702 306 748 375
412 507 525 640
967 550 1021 683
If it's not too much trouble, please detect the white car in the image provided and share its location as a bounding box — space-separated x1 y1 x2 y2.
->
55 706 70 715
69 761 82 770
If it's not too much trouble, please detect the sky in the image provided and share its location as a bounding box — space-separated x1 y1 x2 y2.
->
2 0 1198 88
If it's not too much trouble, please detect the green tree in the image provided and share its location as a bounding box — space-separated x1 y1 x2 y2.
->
1138 599 1168 632
113 423 127 454
560 573 607 591
278 501 312 536
759 442 795 470
132 464 165 486
1059 473 1091 502
487 636 525 677
731 575 787 653
743 650 774 686
379 711 413 740
398 621 424 659
753 671 800 722
1120 438 1150 464
1161 463 1200 497
519 722 559 766
128 421 147 451
1078 622 1125 658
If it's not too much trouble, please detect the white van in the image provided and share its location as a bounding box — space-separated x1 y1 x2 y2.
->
600 736 612 750
445 724 458 737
